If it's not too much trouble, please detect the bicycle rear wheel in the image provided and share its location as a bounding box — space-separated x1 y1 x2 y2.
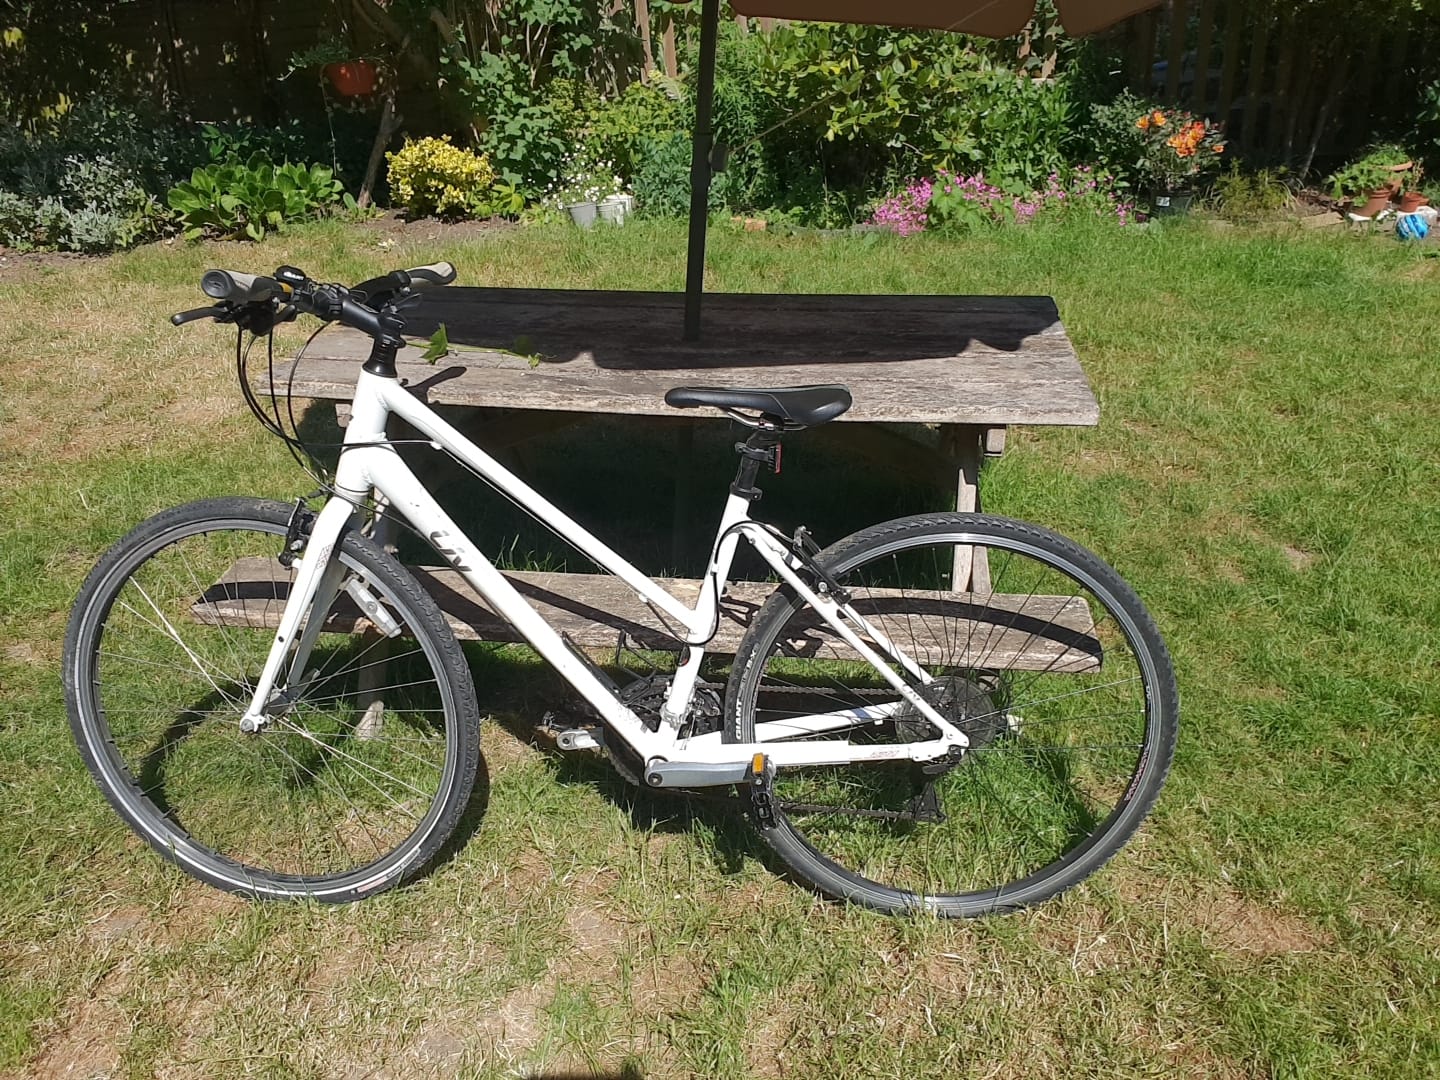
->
725 513 1178 917
64 497 482 901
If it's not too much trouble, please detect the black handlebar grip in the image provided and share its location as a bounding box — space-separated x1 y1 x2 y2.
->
405 262 457 287
201 269 281 303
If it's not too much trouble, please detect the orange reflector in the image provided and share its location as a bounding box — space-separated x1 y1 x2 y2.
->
752 753 766 775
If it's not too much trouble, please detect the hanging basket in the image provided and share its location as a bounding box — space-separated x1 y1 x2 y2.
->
324 60 378 97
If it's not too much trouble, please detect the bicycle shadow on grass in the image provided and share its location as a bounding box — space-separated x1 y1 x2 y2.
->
123 678 492 877
486 697 760 879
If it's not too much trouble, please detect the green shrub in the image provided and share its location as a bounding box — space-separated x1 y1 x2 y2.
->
1211 165 1292 223
167 153 347 241
633 132 727 217
385 137 498 219
200 120 315 170
0 97 198 199
0 96 195 252
641 21 1079 222
0 154 165 252
438 0 636 196
0 191 53 251
754 24 1072 190
589 81 683 182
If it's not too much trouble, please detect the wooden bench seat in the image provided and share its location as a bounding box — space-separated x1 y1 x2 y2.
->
195 557 1102 673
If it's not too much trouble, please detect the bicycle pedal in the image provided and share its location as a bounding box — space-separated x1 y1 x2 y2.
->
535 712 603 753
747 753 779 830
556 727 602 752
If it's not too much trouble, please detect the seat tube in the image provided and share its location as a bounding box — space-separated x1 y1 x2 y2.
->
661 490 754 727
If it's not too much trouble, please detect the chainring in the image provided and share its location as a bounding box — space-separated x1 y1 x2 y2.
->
604 675 725 787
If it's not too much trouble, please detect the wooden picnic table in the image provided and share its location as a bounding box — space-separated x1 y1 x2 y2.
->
262 287 1098 655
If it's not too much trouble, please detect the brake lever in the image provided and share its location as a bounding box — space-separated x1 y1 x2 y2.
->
171 304 229 326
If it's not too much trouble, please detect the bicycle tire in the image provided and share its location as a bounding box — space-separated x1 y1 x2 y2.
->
64 497 482 902
724 512 1178 917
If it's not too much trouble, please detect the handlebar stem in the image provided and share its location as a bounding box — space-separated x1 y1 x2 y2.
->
360 306 408 378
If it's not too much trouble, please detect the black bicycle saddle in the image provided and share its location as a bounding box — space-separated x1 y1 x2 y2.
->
663 384 852 427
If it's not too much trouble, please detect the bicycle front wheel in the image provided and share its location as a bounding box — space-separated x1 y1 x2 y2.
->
725 513 1178 917
64 497 482 902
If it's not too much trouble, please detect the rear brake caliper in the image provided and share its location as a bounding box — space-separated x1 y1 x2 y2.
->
791 526 850 605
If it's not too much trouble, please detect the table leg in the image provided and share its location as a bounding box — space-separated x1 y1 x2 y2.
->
939 425 991 594
354 629 389 740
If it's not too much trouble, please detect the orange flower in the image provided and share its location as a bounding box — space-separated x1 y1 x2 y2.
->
1152 110 1167 127
1213 143 1225 154
1137 115 1151 130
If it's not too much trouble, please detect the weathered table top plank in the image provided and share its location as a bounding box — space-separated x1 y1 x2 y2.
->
287 289 1098 427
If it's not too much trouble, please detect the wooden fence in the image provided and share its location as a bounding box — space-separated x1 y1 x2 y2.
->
1113 0 1430 171
1 1 334 125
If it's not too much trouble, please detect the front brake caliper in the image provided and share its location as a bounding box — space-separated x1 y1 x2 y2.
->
278 498 314 568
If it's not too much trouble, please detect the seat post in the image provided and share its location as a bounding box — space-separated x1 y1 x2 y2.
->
732 425 782 501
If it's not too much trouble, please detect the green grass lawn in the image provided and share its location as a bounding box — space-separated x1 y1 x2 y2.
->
2 215 1438 1078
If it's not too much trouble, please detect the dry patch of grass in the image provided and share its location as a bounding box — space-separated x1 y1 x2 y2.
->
1280 544 1316 571
22 963 128 1080
1192 890 1332 958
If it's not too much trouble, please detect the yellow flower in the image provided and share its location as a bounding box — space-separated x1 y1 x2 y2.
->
1152 110 1167 127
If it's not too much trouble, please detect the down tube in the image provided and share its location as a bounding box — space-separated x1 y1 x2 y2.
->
356 447 676 760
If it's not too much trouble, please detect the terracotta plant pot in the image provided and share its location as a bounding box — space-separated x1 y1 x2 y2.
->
324 60 377 97
1399 192 1429 213
1353 186 1397 219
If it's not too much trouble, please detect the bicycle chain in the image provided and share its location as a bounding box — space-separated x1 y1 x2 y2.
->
675 680 951 824
769 801 935 822
573 673 963 823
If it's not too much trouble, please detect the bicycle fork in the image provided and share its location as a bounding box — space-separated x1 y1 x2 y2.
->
238 492 360 732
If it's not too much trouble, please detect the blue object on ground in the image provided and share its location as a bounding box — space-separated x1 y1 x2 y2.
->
1397 213 1430 241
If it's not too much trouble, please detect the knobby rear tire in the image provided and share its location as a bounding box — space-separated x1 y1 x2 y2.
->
724 513 1179 918
64 497 482 902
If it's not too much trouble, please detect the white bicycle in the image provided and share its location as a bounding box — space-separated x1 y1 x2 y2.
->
64 262 1178 917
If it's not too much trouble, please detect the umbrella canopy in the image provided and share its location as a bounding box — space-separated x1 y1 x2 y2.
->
681 0 1160 338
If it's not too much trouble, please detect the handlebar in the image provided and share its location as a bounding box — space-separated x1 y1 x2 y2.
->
174 262 457 339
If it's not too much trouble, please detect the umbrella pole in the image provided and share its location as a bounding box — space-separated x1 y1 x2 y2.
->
682 0 720 341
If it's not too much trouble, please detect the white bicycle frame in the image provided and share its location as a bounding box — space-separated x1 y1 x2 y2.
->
240 367 969 782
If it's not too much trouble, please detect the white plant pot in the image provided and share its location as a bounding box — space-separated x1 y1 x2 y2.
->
566 201 597 229
598 195 627 225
